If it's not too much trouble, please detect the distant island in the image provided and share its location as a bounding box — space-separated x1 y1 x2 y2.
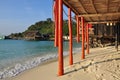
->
6 18 76 40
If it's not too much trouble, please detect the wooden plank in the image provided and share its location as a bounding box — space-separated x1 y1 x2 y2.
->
88 21 118 24
78 0 93 21
90 0 100 21
63 0 79 14
78 12 120 17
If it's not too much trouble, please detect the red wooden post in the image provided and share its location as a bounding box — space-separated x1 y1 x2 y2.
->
79 18 81 40
54 0 58 47
58 0 64 76
84 24 87 53
81 17 85 59
87 24 89 54
76 16 80 43
85 24 87 43
89 24 92 28
68 8 73 65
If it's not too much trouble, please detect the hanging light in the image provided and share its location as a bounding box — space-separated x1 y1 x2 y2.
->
110 22 112 26
106 22 109 26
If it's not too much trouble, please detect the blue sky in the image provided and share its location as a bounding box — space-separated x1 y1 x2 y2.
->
0 0 74 35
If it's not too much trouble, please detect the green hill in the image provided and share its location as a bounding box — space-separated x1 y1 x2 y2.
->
8 18 76 40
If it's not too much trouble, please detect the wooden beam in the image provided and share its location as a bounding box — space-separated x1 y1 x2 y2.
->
88 21 118 24
90 0 100 21
78 12 120 17
78 0 93 21
116 1 120 12
117 2 120 19
63 0 79 14
105 0 109 21
107 0 109 11
78 0 87 13
118 6 120 12
90 0 97 13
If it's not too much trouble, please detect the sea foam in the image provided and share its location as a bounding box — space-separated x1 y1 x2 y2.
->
0 47 81 79
0 54 58 79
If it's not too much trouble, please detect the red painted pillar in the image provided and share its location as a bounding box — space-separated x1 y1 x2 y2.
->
58 0 64 76
84 24 87 53
81 17 85 59
87 24 89 54
89 24 92 28
54 0 58 47
68 8 73 65
76 16 80 43
85 24 87 43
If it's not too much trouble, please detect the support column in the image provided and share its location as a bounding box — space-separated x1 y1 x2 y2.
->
85 24 87 43
87 24 89 54
115 25 118 51
76 16 80 43
54 0 58 47
58 0 64 76
81 17 85 59
68 8 73 65
118 24 120 48
79 18 81 40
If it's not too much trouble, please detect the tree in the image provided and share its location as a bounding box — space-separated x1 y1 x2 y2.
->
47 18 52 23
8 18 77 40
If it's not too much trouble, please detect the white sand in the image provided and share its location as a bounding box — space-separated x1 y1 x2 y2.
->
5 46 120 80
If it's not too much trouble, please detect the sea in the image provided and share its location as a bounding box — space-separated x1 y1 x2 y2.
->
0 40 81 78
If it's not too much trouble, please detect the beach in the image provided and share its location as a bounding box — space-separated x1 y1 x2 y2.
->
0 40 81 79
0 0 120 80
4 45 120 80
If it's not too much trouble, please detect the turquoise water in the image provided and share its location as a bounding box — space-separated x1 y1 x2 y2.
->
0 40 81 78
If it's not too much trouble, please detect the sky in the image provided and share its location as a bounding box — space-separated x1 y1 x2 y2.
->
0 0 74 35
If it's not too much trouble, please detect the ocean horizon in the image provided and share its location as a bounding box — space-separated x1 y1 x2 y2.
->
0 40 81 79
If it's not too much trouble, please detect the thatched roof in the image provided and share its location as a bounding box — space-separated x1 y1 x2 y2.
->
63 0 120 24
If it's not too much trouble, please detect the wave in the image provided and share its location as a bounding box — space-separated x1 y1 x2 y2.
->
0 47 81 79
0 54 58 79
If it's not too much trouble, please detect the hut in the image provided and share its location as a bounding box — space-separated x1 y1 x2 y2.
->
53 0 120 76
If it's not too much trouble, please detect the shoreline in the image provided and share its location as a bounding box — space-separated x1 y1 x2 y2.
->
0 48 79 79
4 55 64 80
0 40 81 79
0 54 58 79
3 57 59 80
2 45 120 80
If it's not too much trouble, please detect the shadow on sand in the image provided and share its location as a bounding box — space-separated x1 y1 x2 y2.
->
65 54 120 75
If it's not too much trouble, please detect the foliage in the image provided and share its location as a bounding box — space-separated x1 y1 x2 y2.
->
9 18 77 39
25 18 76 36
63 20 76 36
27 18 54 35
